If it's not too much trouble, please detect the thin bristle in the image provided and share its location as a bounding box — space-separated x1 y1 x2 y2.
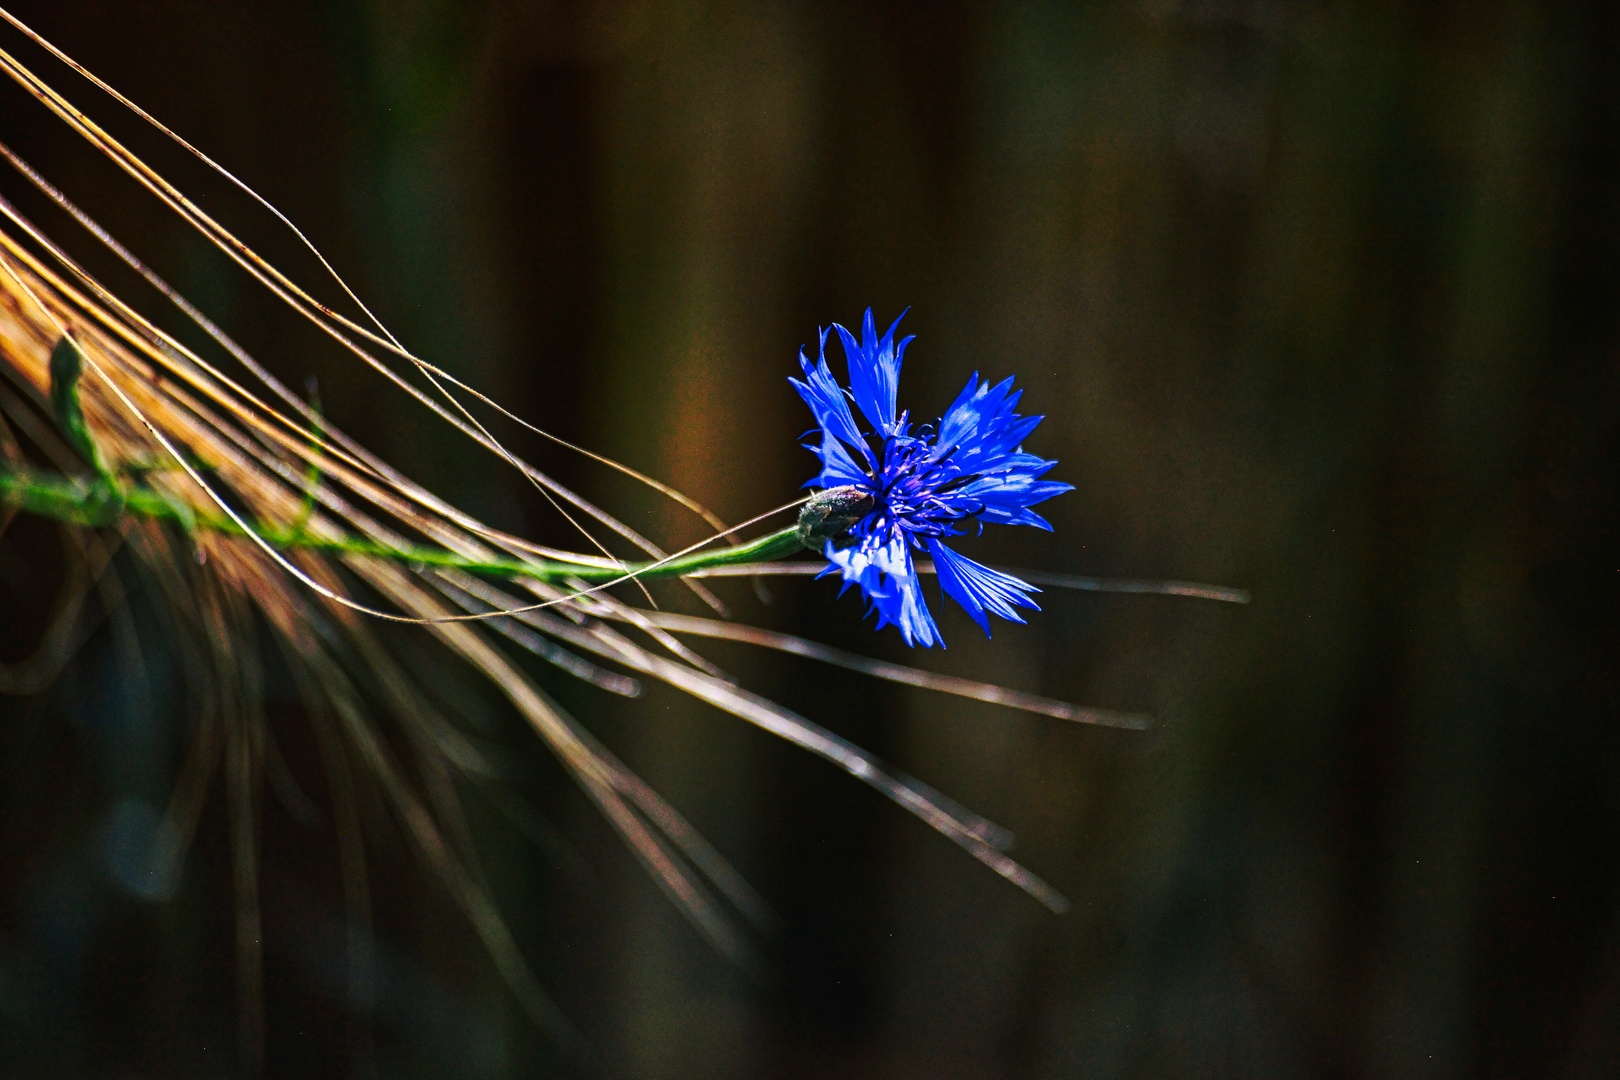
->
620 610 1151 729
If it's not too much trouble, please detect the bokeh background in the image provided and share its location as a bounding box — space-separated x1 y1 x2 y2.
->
1 0 1618 1077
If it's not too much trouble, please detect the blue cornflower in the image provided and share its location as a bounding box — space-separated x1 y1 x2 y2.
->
790 310 1072 647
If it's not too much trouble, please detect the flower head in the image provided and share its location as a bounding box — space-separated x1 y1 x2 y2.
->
791 309 1072 647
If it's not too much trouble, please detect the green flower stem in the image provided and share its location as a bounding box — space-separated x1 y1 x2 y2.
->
0 468 807 583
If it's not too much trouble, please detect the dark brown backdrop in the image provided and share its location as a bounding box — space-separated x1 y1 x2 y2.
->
1 1 1618 1078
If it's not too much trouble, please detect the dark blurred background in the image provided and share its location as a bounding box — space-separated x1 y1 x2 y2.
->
1 0 1618 1077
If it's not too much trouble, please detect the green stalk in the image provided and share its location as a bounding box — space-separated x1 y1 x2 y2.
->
48 336 106 475
0 467 807 583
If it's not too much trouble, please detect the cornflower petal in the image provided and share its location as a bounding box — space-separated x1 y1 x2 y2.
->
927 540 1040 635
835 308 910 436
803 427 869 490
790 329 868 457
934 372 986 454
